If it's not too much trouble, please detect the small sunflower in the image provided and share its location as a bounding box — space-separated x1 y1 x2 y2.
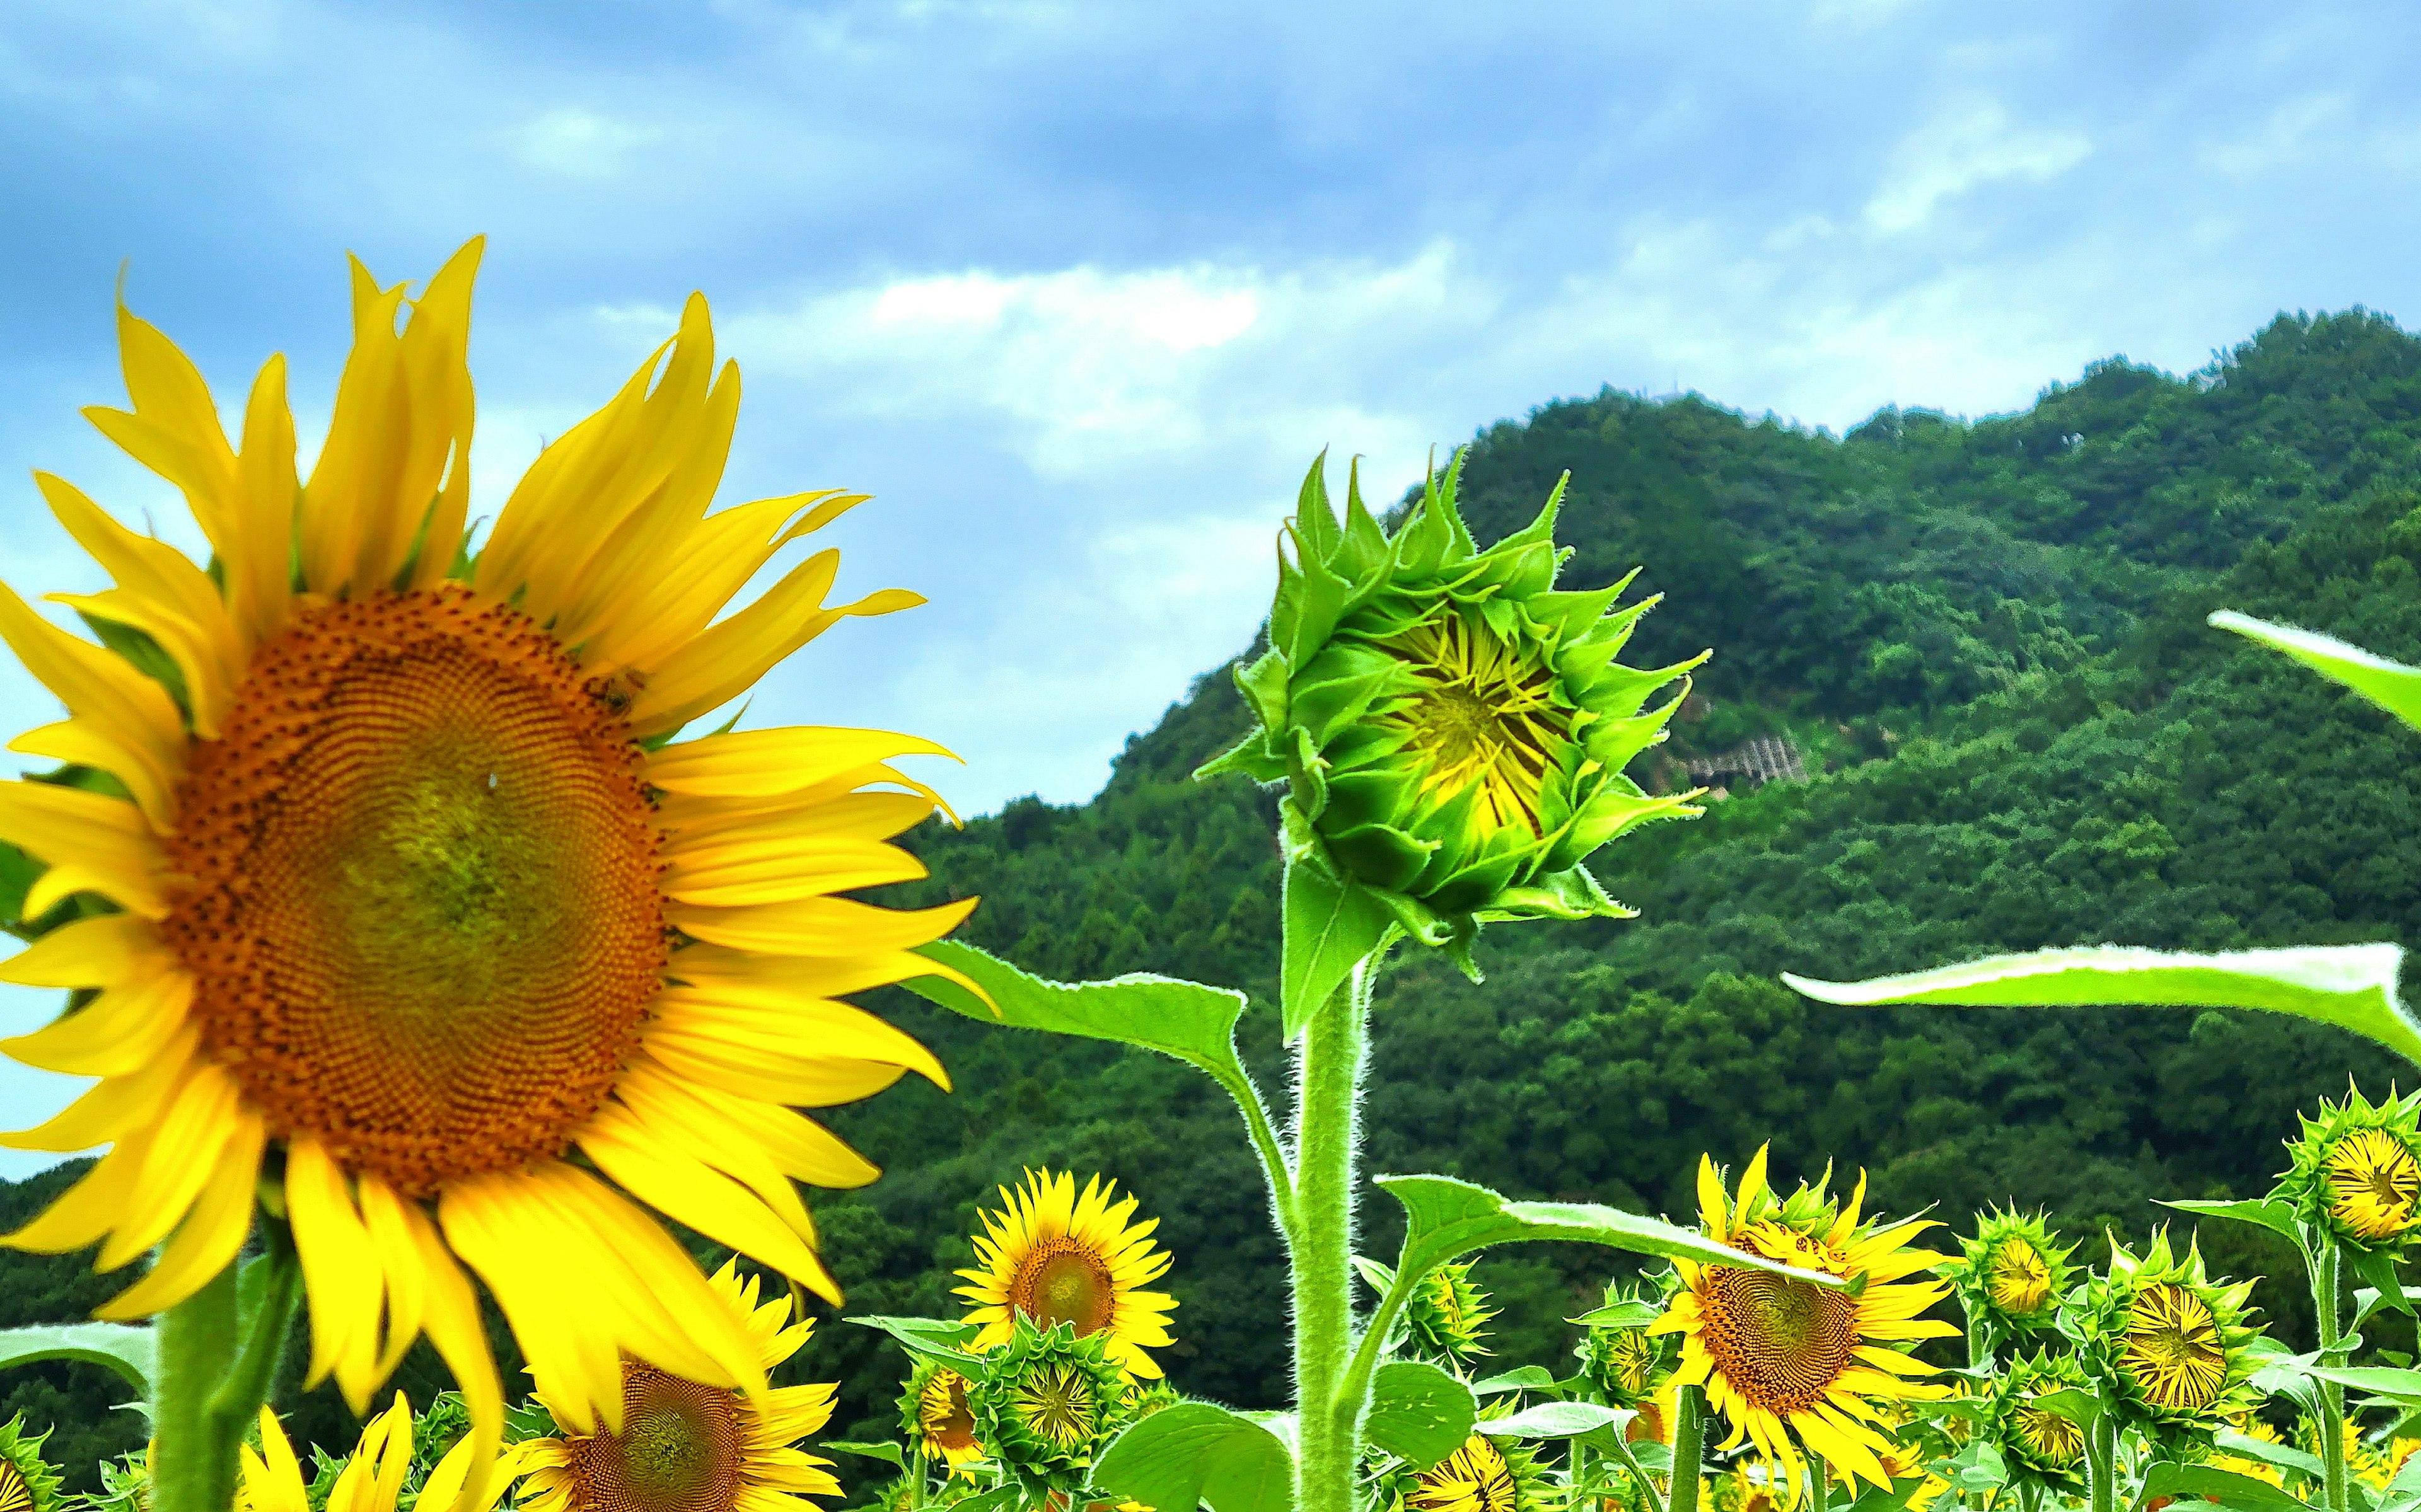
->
1384 1430 1552 1512
0 245 970 1488
1944 1210 2074 1342
898 1362 984 1477
242 1395 499 1512
0 1417 62 1512
515 1261 842 1512
2074 1230 2263 1432
955 1170 1176 1379
1991 1352 2091 1489
1577 1283 1675 1406
965 1319 1129 1487
1406 1261 1497 1364
2279 1085 2421 1252
1652 1145 1957 1502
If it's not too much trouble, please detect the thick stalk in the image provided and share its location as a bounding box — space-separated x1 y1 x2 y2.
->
1603 1424 1668 1512
2314 1243 2349 1512
2085 1413 2117 1512
151 1264 245 1512
1809 1451 1831 1512
1291 964 1374 1512
1668 1386 1707 1512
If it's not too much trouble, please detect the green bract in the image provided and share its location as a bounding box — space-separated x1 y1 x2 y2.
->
1199 451 1703 962
1992 1350 2093 1489
2070 1229 2263 1434
1945 1208 2077 1342
2278 1083 2421 1254
0 1417 62 1512
1575 1283 1673 1405
1405 1259 1497 1365
967 1318 1128 1489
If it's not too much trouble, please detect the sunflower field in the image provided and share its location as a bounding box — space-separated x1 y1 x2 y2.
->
6 247 2421 1512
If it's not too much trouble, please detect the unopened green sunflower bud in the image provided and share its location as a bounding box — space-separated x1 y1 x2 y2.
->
1200 450 1703 990
2073 1229 2263 1434
2278 1082 2421 1255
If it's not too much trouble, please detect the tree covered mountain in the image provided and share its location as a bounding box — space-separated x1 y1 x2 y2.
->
10 308 2421 1473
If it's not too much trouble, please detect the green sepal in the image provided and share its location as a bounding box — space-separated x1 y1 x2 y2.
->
1280 802 1396 1039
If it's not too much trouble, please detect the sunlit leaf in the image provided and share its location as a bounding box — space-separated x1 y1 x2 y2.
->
2134 1462 2311 1512
1091 1402 1294 1512
0 1321 157 1397
2161 1197 2306 1247
2212 611 2421 737
1366 1360 1477 1469
1477 1401 1629 1440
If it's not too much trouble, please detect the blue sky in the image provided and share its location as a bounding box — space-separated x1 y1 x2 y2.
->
6 0 2421 1165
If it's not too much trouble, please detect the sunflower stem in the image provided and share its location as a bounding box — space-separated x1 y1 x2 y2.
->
2314 1240 2350 1512
2084 1410 2117 1512
1290 955 1376 1512
1603 1419 1668 1512
1808 1450 1831 1512
1669 1385 1707 1512
152 1260 245 1512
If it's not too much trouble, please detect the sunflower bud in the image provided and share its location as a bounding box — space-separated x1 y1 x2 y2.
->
1576 1282 1674 1407
1199 450 1704 973
967 1317 1129 1488
2074 1230 2263 1433
1992 1351 2093 1490
0 1416 63 1512
2279 1084 2421 1254
1380 1418 1555 1512
1945 1208 2076 1342
1404 1259 1497 1364
898 1360 985 1477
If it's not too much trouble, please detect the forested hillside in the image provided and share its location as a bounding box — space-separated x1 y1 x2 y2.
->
11 309 2421 1472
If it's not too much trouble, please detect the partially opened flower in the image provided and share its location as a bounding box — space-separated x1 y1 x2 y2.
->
2279 1085 2421 1252
1385 1429 1552 1512
516 1261 842 1512
0 1416 62 1512
0 243 969 1492
955 1169 1176 1379
1653 1145 1957 1503
965 1319 1129 1488
898 1362 985 1477
1199 452 1702 964
1992 1351 2091 1490
2074 1230 2263 1432
1405 1260 1496 1364
241 1395 500 1512
1944 1209 2074 1342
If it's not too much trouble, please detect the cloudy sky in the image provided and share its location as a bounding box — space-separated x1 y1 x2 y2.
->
5 0 2421 1165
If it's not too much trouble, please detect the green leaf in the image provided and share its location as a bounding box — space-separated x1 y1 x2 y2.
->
1568 1301 1663 1330
820 1441 907 1468
1366 1360 1478 1469
841 1315 983 1370
2135 1462 2313 1512
2211 612 2421 737
2214 1429 2326 1480
1783 943 2421 1068
1280 838 1393 1041
902 940 1259 1104
1838 1480 1927 1512
1352 1256 1399 1296
1376 1174 1850 1292
2296 1364 2421 1404
1942 1439 2008 1493
1475 1401 1628 1440
2352 1245 2413 1317
0 1321 158 1397
2160 1197 2306 1247
1469 1366 1560 1396
1089 1402 1294 1512
2029 1387 2106 1434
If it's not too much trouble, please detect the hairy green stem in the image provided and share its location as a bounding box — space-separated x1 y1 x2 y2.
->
153 1264 245 1512
1669 1386 1708 1512
2315 1242 2350 1512
1291 962 1374 1512
1809 1450 1832 1512
1605 1420 1668 1512
2086 1412 2117 1512
1212 1062 1299 1238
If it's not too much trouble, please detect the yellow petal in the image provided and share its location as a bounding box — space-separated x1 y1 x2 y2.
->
4 1118 158 1252
96 1107 263 1319
96 1061 243 1269
1 964 192 1076
646 726 955 799
0 780 168 919
286 1138 384 1397
399 1199 504 1512
666 894 975 957
87 297 240 552
0 583 184 832
579 1111 840 1304
0 1024 196 1151
0 911 166 989
230 353 298 649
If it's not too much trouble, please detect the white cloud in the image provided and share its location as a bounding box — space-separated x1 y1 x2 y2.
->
516 107 661 178
1865 99 2093 233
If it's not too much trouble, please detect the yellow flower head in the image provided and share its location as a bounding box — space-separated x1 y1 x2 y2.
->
898 1362 984 1476
2280 1085 2421 1252
1653 1145 1957 1504
2074 1230 2263 1431
240 1395 502 1512
1389 1431 1551 1512
1991 1351 2092 1489
515 1261 842 1512
0 244 967 1503
0 1417 62 1512
954 1169 1176 1379
1943 1209 2075 1339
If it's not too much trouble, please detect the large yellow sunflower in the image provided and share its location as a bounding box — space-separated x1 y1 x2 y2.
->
954 1169 1176 1380
516 1261 841 1512
0 242 970 1486
1653 1146 1957 1503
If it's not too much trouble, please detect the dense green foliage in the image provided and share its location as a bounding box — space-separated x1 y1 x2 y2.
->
9 308 2421 1475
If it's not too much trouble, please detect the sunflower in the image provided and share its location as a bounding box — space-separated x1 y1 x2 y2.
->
0 243 970 1485
955 1170 1176 1379
1652 1145 1957 1502
1944 1210 2074 1344
2279 1086 2421 1252
1406 1261 1497 1364
898 1362 985 1477
1991 1352 2091 1489
241 1395 499 1512
1577 1283 1675 1409
516 1261 841 1512
2074 1230 2262 1431
1385 1430 1552 1512
965 1318 1129 1488
0 1417 62 1512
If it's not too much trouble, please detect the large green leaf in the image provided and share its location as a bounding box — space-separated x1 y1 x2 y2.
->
1476 1401 1629 1440
2161 1197 2306 1247
1365 1360 1477 1469
2212 612 2421 736
1279 842 1393 1041
1377 1175 1846 1290
1090 1402 1294 1512
820 1441 907 1469
903 940 1260 1100
2294 1363 2421 1404
2214 1428 2326 1480
842 1315 984 1370
0 1321 158 1397
2134 1462 2312 1512
1783 944 2421 1068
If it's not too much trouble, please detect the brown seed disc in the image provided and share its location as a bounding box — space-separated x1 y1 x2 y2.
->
164 584 666 1197
1695 1261 1859 1417
1008 1237 1118 1337
571 1363 746 1512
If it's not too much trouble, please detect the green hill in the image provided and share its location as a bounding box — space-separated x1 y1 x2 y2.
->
10 309 2421 1473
